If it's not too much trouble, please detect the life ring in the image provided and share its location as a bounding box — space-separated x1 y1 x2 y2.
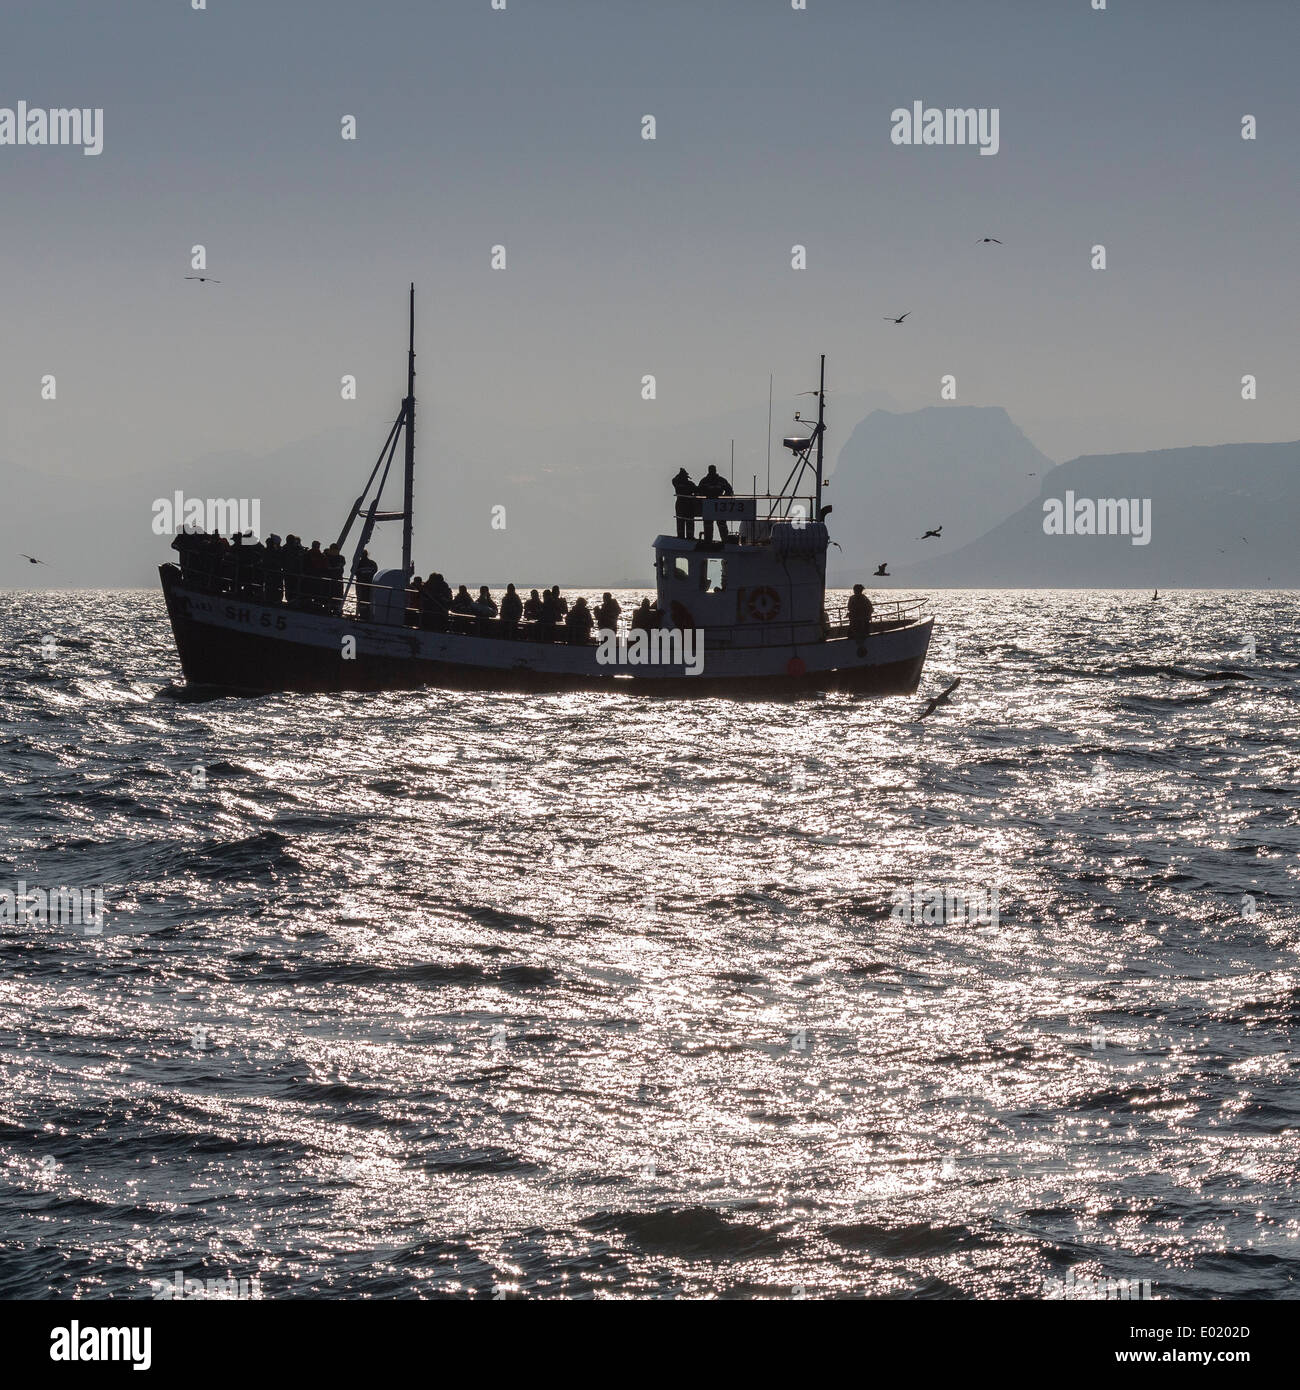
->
747 586 782 622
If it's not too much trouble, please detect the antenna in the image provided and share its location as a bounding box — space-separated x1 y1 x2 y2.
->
401 283 416 577
814 354 825 516
766 372 773 495
730 438 734 485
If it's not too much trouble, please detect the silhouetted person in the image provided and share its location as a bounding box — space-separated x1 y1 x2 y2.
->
421 572 452 630
540 586 561 642
225 531 245 591
354 548 378 619
565 596 594 645
282 535 304 605
672 467 698 540
171 527 200 583
325 544 346 615
303 541 327 610
524 588 543 622
696 464 734 541
847 583 873 639
450 584 476 615
550 586 568 617
595 591 620 631
500 582 523 635
630 597 655 632
473 585 497 634
244 534 267 597
263 534 284 604
212 533 231 589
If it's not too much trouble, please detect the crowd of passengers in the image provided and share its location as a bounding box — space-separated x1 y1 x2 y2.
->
401 576 662 645
171 530 350 613
170 528 662 644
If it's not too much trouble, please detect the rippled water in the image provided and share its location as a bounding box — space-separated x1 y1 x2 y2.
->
1 587 1297 1299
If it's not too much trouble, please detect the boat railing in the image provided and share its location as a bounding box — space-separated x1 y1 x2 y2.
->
679 492 820 545
168 560 929 644
823 596 929 638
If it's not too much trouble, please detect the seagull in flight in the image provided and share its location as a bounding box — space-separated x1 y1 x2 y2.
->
976 237 1003 245
919 526 943 540
915 677 961 722
19 554 46 565
185 276 221 283
883 312 910 324
873 562 890 577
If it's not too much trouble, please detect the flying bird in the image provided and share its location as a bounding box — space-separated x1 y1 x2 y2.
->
874 562 890 577
919 526 943 540
1027 472 1037 477
976 237 1003 244
915 677 961 722
19 554 46 565
184 276 221 283
883 312 910 324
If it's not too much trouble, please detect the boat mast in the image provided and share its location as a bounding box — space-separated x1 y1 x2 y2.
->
401 283 416 576
814 353 825 517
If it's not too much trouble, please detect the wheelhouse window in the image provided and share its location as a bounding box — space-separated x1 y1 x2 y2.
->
702 557 726 592
673 556 691 581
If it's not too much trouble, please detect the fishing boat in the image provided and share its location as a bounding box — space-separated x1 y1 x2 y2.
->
159 287 932 696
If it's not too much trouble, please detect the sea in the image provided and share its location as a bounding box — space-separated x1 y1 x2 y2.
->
1 587 1296 1300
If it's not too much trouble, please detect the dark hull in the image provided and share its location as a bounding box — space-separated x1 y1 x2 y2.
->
160 567 928 700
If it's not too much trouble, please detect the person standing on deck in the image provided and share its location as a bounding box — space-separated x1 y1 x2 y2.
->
696 464 734 542
540 586 561 642
281 535 304 606
302 541 327 610
421 572 452 631
353 548 378 619
565 597 594 645
672 468 698 540
263 535 284 604
847 583 873 639
595 592 621 632
474 585 498 635
499 583 523 636
325 544 346 615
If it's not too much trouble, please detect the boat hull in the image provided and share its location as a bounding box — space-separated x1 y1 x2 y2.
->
160 567 930 698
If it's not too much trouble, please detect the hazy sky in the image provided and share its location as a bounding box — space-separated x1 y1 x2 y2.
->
2 0 1296 580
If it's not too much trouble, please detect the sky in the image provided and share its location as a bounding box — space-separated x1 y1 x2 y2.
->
1 0 1297 584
